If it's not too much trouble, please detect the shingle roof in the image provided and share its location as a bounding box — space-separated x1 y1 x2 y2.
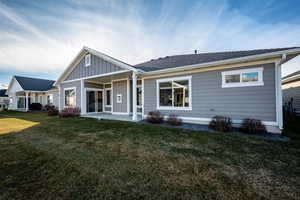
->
15 76 55 91
0 89 8 97
134 47 299 72
282 70 300 80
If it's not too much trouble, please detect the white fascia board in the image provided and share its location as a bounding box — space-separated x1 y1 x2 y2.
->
141 48 300 76
54 47 144 86
6 76 24 94
84 47 142 73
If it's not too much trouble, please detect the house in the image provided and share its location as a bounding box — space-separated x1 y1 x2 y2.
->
7 47 300 133
52 46 300 133
282 70 300 115
6 76 58 111
0 89 10 111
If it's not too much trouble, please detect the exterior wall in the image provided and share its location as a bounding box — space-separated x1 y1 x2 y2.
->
66 54 124 81
112 80 128 113
60 80 81 109
283 80 300 114
143 63 276 122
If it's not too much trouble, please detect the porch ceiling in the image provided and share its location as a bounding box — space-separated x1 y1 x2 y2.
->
85 71 132 83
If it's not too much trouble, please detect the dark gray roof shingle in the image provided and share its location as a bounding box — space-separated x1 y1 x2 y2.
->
0 89 8 97
15 76 55 91
134 47 299 72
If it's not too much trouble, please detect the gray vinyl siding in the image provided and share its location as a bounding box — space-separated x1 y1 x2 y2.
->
143 63 276 122
113 80 128 113
66 54 124 81
283 85 300 114
60 80 81 109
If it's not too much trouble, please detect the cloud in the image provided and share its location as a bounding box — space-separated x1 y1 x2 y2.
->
0 0 299 80
0 83 8 89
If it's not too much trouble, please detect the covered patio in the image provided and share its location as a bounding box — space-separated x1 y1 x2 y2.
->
79 70 143 121
81 112 143 122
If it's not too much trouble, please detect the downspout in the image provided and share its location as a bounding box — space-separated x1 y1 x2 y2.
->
276 54 287 130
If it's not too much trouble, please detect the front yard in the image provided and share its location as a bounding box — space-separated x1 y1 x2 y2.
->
0 112 299 200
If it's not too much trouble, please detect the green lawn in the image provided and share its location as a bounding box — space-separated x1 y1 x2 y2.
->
0 111 299 200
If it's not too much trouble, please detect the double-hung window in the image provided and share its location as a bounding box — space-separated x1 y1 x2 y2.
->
222 68 264 88
64 88 76 107
157 76 192 110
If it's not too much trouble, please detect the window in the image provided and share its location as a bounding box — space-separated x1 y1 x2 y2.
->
47 94 53 105
85 54 91 67
137 87 142 106
64 88 76 107
222 68 263 88
17 97 25 109
106 90 111 106
157 76 192 110
117 94 122 103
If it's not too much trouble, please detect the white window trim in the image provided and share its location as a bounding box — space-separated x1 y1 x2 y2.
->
156 76 192 111
85 54 91 67
221 67 264 88
117 94 122 103
137 84 142 107
64 87 76 108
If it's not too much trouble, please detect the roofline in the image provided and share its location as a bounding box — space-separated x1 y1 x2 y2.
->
140 48 300 75
6 76 24 95
282 73 300 84
54 47 143 86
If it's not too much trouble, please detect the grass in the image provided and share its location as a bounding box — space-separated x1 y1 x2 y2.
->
0 111 299 200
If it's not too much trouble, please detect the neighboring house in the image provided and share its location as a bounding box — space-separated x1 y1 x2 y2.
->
0 89 10 111
6 76 58 111
282 70 300 115
52 46 300 133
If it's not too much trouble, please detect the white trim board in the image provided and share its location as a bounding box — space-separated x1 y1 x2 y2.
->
55 46 141 86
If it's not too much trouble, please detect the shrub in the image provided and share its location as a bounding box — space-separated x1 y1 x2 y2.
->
48 107 59 116
240 118 266 134
166 114 182 126
209 116 232 132
59 107 81 118
44 104 55 111
147 111 164 124
29 103 42 111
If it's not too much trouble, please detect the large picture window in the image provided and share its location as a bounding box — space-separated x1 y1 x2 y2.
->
157 76 192 110
64 88 76 107
222 68 264 88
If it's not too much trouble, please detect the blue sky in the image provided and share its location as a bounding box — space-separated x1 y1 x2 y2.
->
0 0 299 87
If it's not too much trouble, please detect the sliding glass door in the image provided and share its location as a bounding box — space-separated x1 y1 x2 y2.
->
86 90 103 113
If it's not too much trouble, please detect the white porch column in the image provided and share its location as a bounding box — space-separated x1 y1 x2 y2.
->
81 79 86 114
25 91 29 112
132 72 137 121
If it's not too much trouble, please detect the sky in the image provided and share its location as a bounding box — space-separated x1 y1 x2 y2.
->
0 0 300 87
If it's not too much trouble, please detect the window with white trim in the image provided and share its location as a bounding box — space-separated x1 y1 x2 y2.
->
221 68 264 88
157 76 192 110
47 94 53 105
137 80 142 107
85 54 91 67
64 88 76 107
